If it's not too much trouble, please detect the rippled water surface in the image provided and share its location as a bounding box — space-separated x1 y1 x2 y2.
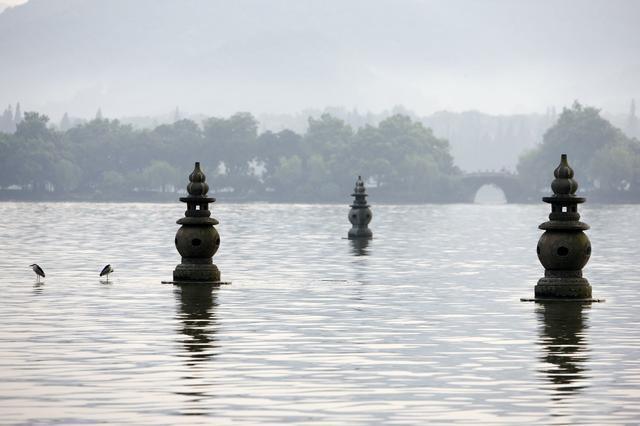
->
1 202 639 424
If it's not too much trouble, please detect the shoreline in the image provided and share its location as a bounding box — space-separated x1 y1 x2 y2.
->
1 190 638 205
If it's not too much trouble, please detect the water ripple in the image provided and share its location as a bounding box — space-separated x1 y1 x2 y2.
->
0 202 639 424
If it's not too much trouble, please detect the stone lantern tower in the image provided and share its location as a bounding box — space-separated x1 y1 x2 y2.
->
534 154 593 299
348 176 373 239
172 162 223 284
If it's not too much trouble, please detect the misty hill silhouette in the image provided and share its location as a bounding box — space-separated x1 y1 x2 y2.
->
1 0 638 120
0 0 371 117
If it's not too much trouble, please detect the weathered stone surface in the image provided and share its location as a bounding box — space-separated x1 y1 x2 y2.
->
534 154 593 299
172 162 224 284
536 231 591 271
173 263 220 282
348 176 373 240
535 278 592 299
175 226 220 259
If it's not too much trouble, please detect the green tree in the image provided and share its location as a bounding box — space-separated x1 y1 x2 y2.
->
0 132 11 187
142 160 178 192
64 118 141 191
517 101 639 196
305 113 353 158
590 143 635 191
16 112 51 139
9 112 59 191
257 129 304 177
351 114 458 200
53 158 83 192
271 155 303 195
202 112 259 192
101 170 126 193
149 119 204 179
303 114 354 195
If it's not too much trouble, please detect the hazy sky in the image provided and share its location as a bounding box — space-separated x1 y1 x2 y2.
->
0 0 638 119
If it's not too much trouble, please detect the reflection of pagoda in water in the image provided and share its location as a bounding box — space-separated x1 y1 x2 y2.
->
175 284 219 365
537 303 590 399
349 237 370 256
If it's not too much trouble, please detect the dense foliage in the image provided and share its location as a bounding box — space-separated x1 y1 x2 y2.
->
517 102 640 200
0 112 460 202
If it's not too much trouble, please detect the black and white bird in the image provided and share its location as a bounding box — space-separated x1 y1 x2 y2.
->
29 264 45 282
100 264 114 281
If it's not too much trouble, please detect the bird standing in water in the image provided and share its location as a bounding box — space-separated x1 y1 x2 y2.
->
29 264 45 282
100 264 114 282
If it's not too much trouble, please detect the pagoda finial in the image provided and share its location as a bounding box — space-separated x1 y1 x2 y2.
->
355 175 365 194
551 154 578 196
187 162 209 196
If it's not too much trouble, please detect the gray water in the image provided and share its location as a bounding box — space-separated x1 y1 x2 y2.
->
0 202 638 424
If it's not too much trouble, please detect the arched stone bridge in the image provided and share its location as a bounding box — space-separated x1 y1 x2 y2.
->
459 171 526 203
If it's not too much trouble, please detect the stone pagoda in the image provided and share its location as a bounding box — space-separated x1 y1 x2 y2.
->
348 176 373 240
172 162 223 284
533 154 594 300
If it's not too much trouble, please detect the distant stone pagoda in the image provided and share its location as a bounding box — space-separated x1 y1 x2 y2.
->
170 162 225 285
348 176 373 240
528 154 600 301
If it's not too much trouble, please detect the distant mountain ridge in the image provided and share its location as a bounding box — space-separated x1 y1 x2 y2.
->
0 0 370 118
1 0 638 119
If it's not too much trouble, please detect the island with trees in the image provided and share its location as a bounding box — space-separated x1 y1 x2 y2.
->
0 102 638 203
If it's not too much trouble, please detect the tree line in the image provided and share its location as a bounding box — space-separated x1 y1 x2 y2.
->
1 102 639 203
0 111 461 202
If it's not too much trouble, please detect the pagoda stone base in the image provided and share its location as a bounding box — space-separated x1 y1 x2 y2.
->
173 263 220 283
348 228 372 239
535 277 592 299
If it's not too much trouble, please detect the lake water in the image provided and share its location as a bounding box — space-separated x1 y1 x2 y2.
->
0 202 639 424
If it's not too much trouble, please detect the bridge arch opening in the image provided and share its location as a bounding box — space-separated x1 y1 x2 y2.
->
473 184 507 204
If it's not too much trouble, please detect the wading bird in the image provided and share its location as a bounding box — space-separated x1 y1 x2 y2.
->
100 264 114 281
29 264 45 282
